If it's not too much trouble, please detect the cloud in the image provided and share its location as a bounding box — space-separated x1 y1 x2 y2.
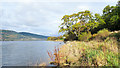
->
0 2 117 36
0 2 64 36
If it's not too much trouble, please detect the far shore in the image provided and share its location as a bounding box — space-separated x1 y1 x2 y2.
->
47 40 63 42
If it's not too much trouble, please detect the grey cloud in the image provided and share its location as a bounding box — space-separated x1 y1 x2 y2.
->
0 2 117 36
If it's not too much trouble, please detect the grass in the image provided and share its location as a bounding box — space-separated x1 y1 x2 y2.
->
58 40 118 66
47 30 119 66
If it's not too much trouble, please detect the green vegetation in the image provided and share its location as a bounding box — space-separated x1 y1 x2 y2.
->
47 36 63 41
58 1 120 41
78 32 91 41
91 29 110 41
48 30 119 66
47 1 120 67
0 30 48 41
97 29 110 38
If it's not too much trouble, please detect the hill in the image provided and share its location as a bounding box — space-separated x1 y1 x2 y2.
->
0 30 49 41
19 32 48 39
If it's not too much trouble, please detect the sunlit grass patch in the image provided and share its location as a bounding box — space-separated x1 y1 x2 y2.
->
48 39 118 66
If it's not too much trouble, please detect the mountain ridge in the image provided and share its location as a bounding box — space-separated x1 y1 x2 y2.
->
0 29 49 41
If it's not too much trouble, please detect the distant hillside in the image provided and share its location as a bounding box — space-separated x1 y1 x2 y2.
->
19 32 48 39
0 30 49 41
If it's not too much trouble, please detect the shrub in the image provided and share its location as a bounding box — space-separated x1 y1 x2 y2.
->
47 36 64 41
93 29 110 41
64 32 77 41
78 32 92 41
97 29 110 38
47 37 58 40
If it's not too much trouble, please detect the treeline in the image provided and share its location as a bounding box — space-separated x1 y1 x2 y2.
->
58 1 120 41
47 36 63 41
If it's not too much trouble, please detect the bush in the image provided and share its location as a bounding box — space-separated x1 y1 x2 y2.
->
64 32 77 41
78 32 92 41
47 36 64 41
95 29 110 40
47 37 58 40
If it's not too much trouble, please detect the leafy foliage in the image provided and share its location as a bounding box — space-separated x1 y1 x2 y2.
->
96 29 110 40
78 32 92 41
58 1 120 41
102 1 120 31
47 36 63 41
58 10 102 41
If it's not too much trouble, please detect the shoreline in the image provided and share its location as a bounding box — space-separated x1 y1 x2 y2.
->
47 40 63 42
48 39 119 66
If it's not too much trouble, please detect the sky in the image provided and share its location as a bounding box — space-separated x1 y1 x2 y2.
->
0 0 118 36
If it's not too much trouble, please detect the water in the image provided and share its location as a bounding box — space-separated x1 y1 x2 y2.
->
1 41 64 66
0 41 2 67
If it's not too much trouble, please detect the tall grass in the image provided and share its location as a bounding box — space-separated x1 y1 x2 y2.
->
47 46 60 66
47 29 119 66
48 40 118 66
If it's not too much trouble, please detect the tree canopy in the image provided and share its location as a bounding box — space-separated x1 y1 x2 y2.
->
59 1 120 41
102 1 120 31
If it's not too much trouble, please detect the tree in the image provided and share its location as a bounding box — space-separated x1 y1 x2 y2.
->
59 10 99 40
90 13 106 33
59 1 120 41
102 2 120 31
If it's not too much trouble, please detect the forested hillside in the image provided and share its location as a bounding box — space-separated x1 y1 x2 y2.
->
0 30 48 41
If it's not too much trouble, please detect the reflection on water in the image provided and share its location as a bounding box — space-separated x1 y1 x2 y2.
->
2 41 64 66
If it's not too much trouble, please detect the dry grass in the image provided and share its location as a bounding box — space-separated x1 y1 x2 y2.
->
48 39 118 66
39 62 47 66
47 30 119 66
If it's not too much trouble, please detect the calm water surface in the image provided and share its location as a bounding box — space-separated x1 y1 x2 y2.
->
2 41 64 66
0 41 2 67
